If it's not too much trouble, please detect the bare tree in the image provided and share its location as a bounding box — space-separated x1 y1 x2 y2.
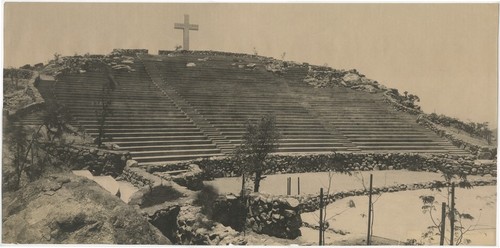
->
232 115 280 193
420 170 480 245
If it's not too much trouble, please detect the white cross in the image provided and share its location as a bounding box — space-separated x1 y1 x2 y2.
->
174 14 199 51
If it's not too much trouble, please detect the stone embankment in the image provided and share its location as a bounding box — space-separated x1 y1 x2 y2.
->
153 153 496 180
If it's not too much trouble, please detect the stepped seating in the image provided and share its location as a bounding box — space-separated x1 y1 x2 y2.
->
153 55 355 154
36 61 224 165
289 85 468 154
153 54 468 155
35 53 470 165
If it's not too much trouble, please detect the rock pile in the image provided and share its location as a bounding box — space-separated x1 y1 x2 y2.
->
303 67 382 93
44 52 141 77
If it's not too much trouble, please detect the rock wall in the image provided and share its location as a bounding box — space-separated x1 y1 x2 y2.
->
175 205 245 245
158 50 268 59
245 193 302 239
120 167 154 188
417 118 496 158
213 193 302 239
295 178 496 213
42 143 131 177
111 49 148 56
160 153 496 180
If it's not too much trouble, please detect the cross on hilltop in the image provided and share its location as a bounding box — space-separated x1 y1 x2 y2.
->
174 14 199 51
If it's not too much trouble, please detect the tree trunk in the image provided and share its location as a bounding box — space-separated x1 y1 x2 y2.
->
254 170 262 192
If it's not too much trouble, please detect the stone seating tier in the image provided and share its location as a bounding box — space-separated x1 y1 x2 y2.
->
36 53 470 166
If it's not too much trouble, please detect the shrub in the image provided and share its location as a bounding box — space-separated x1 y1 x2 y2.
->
193 184 219 218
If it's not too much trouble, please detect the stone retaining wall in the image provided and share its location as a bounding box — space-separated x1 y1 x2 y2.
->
295 178 496 213
175 205 245 245
111 49 148 56
158 50 269 59
212 193 302 239
418 118 496 158
42 143 131 177
121 167 154 188
156 153 495 180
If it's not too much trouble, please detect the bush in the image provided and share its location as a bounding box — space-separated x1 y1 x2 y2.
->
193 184 219 217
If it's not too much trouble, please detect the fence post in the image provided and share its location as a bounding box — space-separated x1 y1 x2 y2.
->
440 202 446 245
286 177 291 195
450 183 455 246
367 174 373 245
298 177 301 195
319 187 324 246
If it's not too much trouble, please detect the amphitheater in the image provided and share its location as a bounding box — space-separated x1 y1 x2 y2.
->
35 51 469 165
7 49 496 245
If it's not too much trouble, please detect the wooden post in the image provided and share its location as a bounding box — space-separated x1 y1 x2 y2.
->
240 173 245 196
367 174 373 245
286 177 291 195
319 188 324 246
298 177 301 195
440 202 446 245
450 184 456 245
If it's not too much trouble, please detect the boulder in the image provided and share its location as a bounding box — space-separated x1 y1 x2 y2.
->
342 73 361 85
246 63 256 69
284 198 300 208
477 151 493 160
126 159 139 168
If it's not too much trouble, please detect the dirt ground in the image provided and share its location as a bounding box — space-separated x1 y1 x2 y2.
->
206 170 495 196
301 186 496 245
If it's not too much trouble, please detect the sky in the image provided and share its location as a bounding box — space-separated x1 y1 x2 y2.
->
4 3 498 127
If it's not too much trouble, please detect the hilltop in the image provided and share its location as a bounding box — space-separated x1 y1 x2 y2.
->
3 49 497 245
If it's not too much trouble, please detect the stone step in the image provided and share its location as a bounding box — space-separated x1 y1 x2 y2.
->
119 144 217 152
87 131 204 138
130 148 221 157
275 147 349 153
134 153 224 163
114 139 213 147
85 127 201 133
82 123 198 129
109 135 209 142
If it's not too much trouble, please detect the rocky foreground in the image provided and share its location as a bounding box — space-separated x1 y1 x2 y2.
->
2 173 170 244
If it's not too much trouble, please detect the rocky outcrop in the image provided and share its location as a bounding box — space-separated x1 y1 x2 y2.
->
2 173 170 244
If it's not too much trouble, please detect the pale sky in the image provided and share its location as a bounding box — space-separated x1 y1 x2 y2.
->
4 3 498 127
